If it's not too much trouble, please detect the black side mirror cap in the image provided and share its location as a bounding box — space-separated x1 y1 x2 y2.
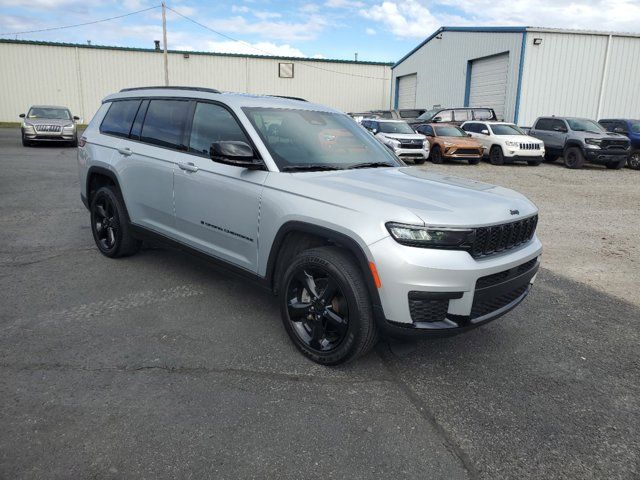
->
19 113 25 118
210 141 263 170
73 116 80 121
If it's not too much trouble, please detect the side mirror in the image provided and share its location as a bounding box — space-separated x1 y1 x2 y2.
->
481 129 489 135
553 125 567 133
372 128 378 134
73 116 80 121
19 113 25 118
467 133 472 137
433 116 442 123
210 141 262 170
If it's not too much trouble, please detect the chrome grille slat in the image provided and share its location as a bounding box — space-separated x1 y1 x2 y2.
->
34 124 62 133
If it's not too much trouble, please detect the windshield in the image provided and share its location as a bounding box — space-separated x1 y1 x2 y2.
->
566 118 605 133
630 122 640 134
27 107 71 120
243 108 402 170
491 124 525 136
434 126 466 137
378 121 415 134
417 108 440 120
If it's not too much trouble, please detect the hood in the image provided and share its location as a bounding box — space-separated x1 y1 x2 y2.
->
23 118 73 126
572 130 629 141
284 167 537 227
439 136 481 147
378 133 425 141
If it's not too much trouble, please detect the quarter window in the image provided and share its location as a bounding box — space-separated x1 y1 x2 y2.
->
454 110 471 121
100 100 141 138
140 100 190 149
436 110 453 122
473 109 493 120
189 102 251 156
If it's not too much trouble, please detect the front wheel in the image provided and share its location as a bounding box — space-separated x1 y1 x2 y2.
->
627 151 640 170
21 133 30 147
563 147 585 169
430 146 443 164
90 186 141 258
280 247 377 365
489 146 504 165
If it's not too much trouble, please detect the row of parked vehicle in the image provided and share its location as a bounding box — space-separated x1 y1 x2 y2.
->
351 107 639 170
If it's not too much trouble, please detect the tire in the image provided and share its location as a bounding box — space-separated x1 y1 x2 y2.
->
430 146 443 164
90 185 141 258
414 157 426 165
563 147 585 169
489 145 504 165
21 133 30 147
70 135 78 147
527 158 543 166
279 246 377 365
468 157 480 165
627 151 640 170
606 158 626 170
544 153 559 163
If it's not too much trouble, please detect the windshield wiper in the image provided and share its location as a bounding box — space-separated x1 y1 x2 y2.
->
280 164 342 172
348 162 395 169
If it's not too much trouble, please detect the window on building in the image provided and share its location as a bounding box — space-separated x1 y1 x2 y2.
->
140 100 190 149
100 100 141 137
279 63 294 78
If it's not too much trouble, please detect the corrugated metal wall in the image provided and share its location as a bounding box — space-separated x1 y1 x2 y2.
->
518 31 640 126
0 41 391 123
391 31 524 122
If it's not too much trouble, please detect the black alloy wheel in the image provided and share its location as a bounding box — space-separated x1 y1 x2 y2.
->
489 146 505 165
627 151 640 170
93 193 118 253
430 146 443 164
564 147 585 169
286 267 349 353
90 186 140 258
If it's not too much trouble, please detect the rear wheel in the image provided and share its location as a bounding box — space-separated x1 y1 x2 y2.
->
606 158 626 170
563 147 585 169
527 158 543 166
627 151 640 170
430 146 443 164
280 247 377 365
489 145 504 165
90 186 141 258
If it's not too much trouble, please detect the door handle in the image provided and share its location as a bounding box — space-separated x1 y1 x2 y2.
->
178 162 199 173
117 147 132 156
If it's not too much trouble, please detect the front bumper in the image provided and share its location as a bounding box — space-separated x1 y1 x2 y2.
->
443 147 483 160
585 148 629 164
505 154 544 163
393 147 429 160
23 127 76 142
369 235 543 337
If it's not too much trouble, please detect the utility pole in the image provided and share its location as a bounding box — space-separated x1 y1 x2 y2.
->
162 1 169 86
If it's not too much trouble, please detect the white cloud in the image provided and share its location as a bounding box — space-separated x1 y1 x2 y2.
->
365 27 376 35
326 0 364 7
360 0 438 38
202 40 307 57
231 5 249 13
207 14 328 42
253 11 282 20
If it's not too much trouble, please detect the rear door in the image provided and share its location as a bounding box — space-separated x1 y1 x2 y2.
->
172 101 267 272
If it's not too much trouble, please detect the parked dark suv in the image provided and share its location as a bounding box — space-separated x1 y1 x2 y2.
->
409 107 497 127
598 119 640 169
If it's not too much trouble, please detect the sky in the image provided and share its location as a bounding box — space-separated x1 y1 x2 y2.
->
1 0 640 63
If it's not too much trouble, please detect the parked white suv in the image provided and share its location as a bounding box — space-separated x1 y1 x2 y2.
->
462 121 545 166
360 118 429 163
78 87 542 365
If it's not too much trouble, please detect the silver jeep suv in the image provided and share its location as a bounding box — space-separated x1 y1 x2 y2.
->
78 87 542 365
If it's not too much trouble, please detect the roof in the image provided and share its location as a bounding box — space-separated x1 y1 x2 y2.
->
105 88 337 113
29 105 70 109
0 38 393 66
393 26 640 69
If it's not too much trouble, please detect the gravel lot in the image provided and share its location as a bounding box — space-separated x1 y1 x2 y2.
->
1 128 638 479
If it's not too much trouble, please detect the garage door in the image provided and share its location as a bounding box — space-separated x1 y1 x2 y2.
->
397 74 417 109
468 53 509 121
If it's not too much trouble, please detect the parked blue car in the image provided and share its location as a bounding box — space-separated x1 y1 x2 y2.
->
599 119 640 169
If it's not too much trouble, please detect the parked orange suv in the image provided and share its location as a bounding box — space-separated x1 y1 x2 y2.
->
415 123 483 164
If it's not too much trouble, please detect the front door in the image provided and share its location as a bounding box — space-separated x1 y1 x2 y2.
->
173 102 268 273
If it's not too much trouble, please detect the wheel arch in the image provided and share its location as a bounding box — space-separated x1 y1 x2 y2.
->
86 166 120 206
563 140 583 152
265 221 383 314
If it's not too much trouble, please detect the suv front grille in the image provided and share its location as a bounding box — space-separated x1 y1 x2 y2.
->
519 143 540 150
400 140 423 149
601 139 629 150
471 285 528 319
34 124 62 133
475 257 538 289
454 148 481 155
471 215 538 258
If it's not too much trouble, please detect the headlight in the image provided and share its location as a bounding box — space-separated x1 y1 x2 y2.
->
23 123 35 133
585 138 602 148
443 141 454 148
505 140 519 147
422 140 430 150
388 139 400 148
386 222 474 248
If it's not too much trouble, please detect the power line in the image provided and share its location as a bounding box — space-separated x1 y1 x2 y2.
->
165 5 388 81
0 5 161 36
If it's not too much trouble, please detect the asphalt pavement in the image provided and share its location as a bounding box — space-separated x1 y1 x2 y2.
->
1 128 638 479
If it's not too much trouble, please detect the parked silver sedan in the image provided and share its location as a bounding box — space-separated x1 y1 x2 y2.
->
20 105 80 147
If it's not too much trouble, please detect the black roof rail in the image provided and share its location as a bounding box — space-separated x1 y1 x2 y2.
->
119 86 221 94
269 95 307 102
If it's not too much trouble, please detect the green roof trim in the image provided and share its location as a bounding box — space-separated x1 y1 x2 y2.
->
0 38 394 66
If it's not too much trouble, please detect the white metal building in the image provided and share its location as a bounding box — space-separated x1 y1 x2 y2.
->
391 27 640 126
0 39 392 123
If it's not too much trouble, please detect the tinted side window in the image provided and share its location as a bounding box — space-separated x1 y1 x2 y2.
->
140 100 190 149
535 118 553 131
129 100 149 140
462 123 476 133
417 125 434 136
100 100 141 137
473 109 493 120
189 102 250 156
454 110 471 121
